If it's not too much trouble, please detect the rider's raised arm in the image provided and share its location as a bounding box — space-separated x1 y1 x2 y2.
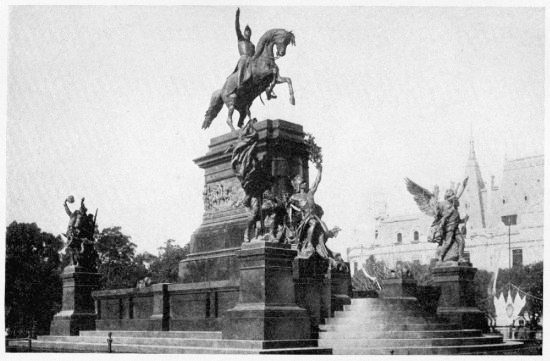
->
310 163 322 195
235 8 243 41
64 201 72 217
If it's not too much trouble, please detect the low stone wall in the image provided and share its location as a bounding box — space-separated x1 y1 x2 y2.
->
92 280 238 331
168 280 238 331
93 259 351 335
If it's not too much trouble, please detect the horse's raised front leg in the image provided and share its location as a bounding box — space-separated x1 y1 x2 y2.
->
266 68 278 100
226 104 236 131
276 74 295 105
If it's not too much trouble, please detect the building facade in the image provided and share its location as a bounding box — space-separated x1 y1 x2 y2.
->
348 140 544 278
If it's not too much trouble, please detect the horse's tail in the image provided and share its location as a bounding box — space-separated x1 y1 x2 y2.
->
203 89 223 129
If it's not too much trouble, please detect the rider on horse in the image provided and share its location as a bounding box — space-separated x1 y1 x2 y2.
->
234 8 277 100
202 9 296 131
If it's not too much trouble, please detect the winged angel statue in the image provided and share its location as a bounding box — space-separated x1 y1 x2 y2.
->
405 177 470 263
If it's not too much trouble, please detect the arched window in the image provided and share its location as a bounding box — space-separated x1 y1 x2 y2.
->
375 230 378 239
397 233 402 244
413 231 419 242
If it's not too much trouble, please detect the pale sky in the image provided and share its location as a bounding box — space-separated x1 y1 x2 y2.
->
7 6 544 256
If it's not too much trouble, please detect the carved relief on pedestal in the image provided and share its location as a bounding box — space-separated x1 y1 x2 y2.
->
202 178 246 213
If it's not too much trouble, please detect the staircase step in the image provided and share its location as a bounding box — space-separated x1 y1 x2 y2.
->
9 340 331 354
319 329 482 339
332 310 433 319
79 330 222 339
325 316 439 325
328 340 523 355
351 297 418 304
319 335 503 348
37 335 318 349
337 306 427 313
320 323 459 332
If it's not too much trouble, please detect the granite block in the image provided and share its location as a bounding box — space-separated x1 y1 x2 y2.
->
432 264 486 330
222 241 311 343
50 267 100 335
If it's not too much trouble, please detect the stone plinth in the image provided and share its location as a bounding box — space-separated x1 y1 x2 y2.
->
330 267 351 315
179 120 309 284
432 263 485 330
50 266 100 335
380 277 418 299
223 241 311 346
293 255 331 336
148 283 170 331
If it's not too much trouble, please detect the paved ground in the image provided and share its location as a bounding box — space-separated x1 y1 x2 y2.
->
6 339 542 355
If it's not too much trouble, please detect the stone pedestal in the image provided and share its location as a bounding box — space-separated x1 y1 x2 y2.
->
432 263 485 330
148 283 170 331
380 277 418 299
223 241 311 346
330 267 351 315
50 266 100 335
293 255 331 336
179 120 310 285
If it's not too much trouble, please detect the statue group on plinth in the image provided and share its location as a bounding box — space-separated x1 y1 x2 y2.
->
406 177 470 263
230 121 343 270
201 9 344 272
62 196 99 271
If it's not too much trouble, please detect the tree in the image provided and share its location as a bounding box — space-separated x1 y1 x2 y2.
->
363 255 391 282
495 262 543 329
149 239 190 283
404 260 432 286
135 252 158 270
95 227 149 289
5 221 63 337
473 269 496 326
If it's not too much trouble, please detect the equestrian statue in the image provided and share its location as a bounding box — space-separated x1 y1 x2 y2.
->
202 8 296 131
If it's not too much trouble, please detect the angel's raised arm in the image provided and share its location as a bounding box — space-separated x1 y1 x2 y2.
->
310 163 322 195
457 177 469 199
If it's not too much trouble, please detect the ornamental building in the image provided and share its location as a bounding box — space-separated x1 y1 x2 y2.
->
347 139 544 277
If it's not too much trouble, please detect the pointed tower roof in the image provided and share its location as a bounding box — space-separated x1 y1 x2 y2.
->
460 134 487 229
466 136 486 191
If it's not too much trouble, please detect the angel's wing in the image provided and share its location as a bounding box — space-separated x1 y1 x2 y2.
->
405 178 437 217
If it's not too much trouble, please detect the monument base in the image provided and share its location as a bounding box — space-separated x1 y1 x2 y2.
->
50 266 100 335
380 277 417 299
432 263 486 330
50 312 97 336
293 255 332 336
330 265 352 315
222 241 312 346
224 304 312 345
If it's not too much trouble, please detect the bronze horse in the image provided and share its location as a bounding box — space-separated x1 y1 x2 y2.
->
203 29 296 131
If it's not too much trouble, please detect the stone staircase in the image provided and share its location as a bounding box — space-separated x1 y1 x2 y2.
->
8 330 330 354
318 297 523 355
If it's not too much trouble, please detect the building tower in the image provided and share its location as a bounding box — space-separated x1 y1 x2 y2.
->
459 136 487 231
